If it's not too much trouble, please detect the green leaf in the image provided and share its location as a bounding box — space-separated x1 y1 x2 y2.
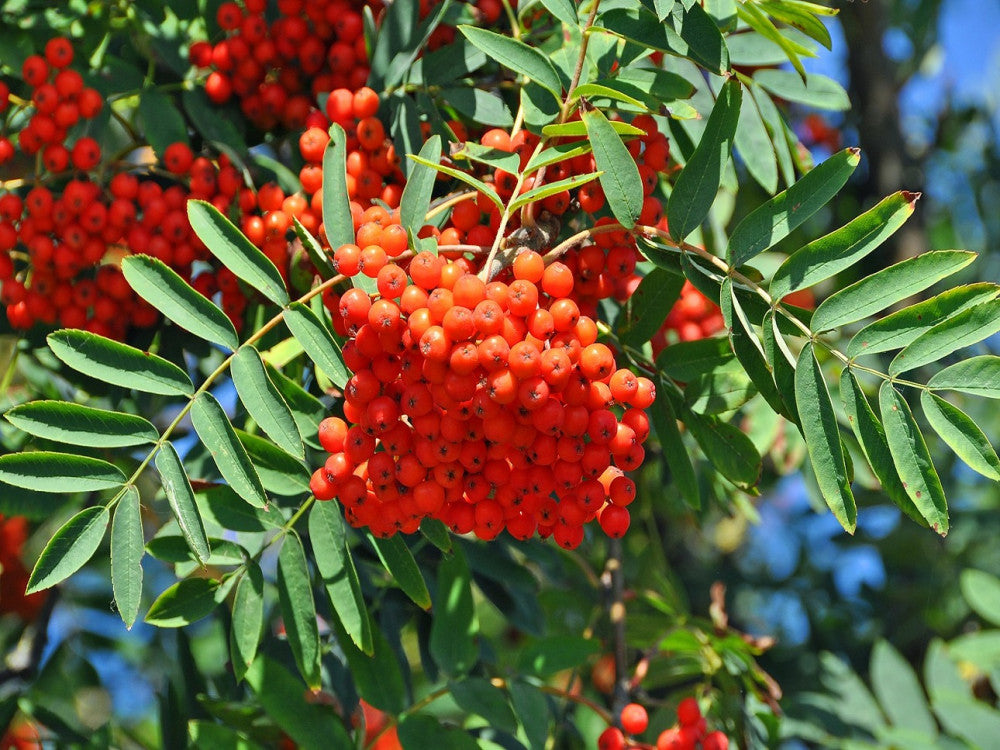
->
458 26 562 102
400 135 442 233
231 346 304 459
309 500 373 655
795 343 856 533
762 310 799 422
430 548 479 677
751 84 796 188
736 3 811 77
200 485 285 532
145 577 221 627
668 78 742 241
398 714 479 750
333 618 408 714
734 84 778 193
266 363 326 446
890 299 1000 375
755 70 850 110
960 569 1000 626
811 251 977 332
453 141 523 174
283 303 350 388
509 680 550 750
656 336 735 382
582 107 643 229
772 192 918 301
236 430 312 496
5 401 158 448
111 487 144 629
187 199 289 307
293 217 336 281
685 369 757 414
245 656 353 750
720 279 788 418
728 148 860 266
651 381 700 509
758 0 832 48
26 506 109 594
156 441 211 565
933 695 1000 750
191 392 268 509
508 171 603 212
840 370 924 526
420 517 452 552
408 154 504 211
571 82 648 110
518 636 601 678
537 0 577 26
48 329 194 396
871 639 937 736
848 283 999 359
685 409 762 490
188 722 265 750
540 120 645 138
440 87 513 127
618 269 684 348
146 535 244 566
450 678 517 734
928 356 1000 399
322 123 356 252
369 533 432 609
0 451 126 493
674 0 731 74
277 531 322 688
122 255 240 349
598 7 698 67
137 89 188 156
879 383 948 536
920 392 1000 481
230 562 265 683
616 67 696 103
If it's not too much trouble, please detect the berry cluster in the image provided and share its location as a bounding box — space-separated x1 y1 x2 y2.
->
655 698 728 750
189 0 372 129
0 153 256 335
311 244 653 547
0 515 46 622
0 39 103 167
597 698 729 750
651 281 725 355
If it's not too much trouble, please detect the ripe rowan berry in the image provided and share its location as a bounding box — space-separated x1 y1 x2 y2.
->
597 727 626 750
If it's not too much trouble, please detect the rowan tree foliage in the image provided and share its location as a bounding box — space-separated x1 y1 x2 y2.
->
1 0 999 748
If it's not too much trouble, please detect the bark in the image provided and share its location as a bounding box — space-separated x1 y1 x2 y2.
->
841 1 928 267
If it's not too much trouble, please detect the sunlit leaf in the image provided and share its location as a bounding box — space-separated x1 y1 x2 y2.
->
26 506 109 594
191 392 268 509
5 401 157 448
795 343 855 532
48 329 194 396
188 200 289 307
879 383 948 536
111 487 144 629
121 255 239 349
668 78 742 240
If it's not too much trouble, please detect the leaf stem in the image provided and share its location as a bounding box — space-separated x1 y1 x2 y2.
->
105 271 349 514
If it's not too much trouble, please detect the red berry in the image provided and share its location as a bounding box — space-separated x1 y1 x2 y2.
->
44 37 74 68
597 727 626 750
676 697 701 728
620 703 648 735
